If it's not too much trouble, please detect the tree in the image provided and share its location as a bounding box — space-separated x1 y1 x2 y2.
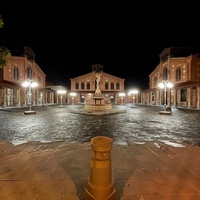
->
0 47 11 68
0 16 4 28
0 16 11 68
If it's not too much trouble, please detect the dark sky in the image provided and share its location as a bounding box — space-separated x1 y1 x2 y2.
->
1 4 200 90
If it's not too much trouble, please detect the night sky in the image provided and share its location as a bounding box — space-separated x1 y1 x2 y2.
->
1 4 200 90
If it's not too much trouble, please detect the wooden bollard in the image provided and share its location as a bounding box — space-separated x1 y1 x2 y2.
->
85 136 116 200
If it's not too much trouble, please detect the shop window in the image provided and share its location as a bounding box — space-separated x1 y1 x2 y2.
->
152 93 155 101
181 89 187 102
7 88 13 95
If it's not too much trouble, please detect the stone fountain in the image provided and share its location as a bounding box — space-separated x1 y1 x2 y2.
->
84 70 112 112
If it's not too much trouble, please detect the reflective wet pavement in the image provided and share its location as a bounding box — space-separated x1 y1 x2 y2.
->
0 104 200 200
0 104 200 146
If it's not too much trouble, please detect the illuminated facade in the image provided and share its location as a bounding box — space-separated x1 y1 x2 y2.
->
141 47 200 110
69 64 126 105
0 46 56 107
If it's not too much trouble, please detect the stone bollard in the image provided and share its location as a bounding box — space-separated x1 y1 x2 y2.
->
85 136 116 200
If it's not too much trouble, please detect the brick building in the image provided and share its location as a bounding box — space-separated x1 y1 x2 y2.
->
141 47 200 110
0 46 56 107
68 64 128 105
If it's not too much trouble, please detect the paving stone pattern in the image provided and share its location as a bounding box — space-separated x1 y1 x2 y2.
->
0 104 200 146
0 104 200 199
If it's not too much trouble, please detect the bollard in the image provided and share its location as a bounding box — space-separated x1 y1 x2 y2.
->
85 136 116 200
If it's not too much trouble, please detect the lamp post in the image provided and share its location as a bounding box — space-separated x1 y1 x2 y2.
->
128 89 139 103
119 92 125 105
158 80 173 112
22 79 38 114
57 90 66 107
128 89 138 108
70 92 77 104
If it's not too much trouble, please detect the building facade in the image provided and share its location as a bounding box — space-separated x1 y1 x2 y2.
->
141 47 200 110
0 46 56 107
68 64 129 105
45 84 68 105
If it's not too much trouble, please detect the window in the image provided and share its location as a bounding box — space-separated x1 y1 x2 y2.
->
7 88 13 95
105 82 108 89
111 82 114 89
27 67 32 79
181 89 187 102
81 82 84 89
75 82 79 89
87 82 90 89
116 83 120 89
163 67 168 80
14 67 19 80
176 67 181 81
152 93 155 101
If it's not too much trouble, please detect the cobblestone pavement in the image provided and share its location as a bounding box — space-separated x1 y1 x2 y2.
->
0 104 200 146
0 104 200 199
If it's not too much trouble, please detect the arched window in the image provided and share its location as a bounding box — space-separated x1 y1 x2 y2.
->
27 67 32 79
163 67 168 80
14 67 19 80
75 82 79 89
105 82 108 89
81 82 84 89
87 82 90 89
111 82 114 89
176 67 181 81
116 82 120 89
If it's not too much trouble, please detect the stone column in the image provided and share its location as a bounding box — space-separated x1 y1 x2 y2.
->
187 88 191 109
85 136 116 200
197 86 200 109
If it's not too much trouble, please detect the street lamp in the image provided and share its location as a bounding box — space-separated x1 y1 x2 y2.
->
158 80 173 111
57 90 66 107
128 89 139 103
119 92 126 105
22 79 38 114
70 92 77 104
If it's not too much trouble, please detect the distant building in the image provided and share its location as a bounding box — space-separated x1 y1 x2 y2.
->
45 85 67 105
0 46 56 107
141 47 200 110
69 64 128 105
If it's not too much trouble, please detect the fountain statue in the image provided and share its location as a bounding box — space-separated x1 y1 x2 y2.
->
84 65 112 112
95 73 101 96
68 64 127 115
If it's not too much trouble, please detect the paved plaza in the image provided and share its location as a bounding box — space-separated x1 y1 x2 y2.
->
0 104 200 146
0 104 200 199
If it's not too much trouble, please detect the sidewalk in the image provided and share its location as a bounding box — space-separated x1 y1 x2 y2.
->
0 140 200 200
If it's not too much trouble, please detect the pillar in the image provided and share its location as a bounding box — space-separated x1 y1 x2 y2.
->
85 136 116 200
